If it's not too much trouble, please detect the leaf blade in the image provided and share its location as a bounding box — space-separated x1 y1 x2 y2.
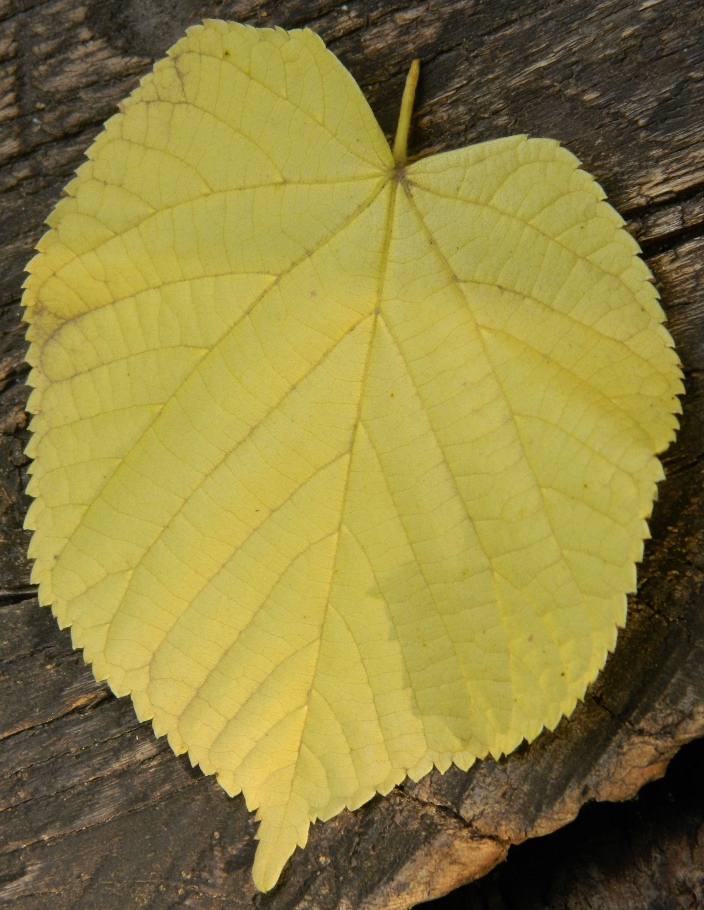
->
23 21 683 893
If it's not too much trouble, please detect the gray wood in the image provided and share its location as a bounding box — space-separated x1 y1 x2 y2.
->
0 0 702 906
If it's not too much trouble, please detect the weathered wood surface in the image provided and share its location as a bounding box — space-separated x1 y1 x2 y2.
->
0 0 702 907
433 735 704 910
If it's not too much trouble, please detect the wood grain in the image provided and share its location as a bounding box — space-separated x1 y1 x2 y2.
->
0 1 702 907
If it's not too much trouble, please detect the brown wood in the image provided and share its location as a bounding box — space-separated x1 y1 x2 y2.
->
433 736 704 910
0 1 702 907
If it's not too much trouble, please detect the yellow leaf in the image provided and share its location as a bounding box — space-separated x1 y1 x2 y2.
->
22 20 682 891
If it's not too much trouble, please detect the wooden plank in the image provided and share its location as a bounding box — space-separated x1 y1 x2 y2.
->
0 1 702 906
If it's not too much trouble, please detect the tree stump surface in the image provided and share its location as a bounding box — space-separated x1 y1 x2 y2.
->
0 1 702 907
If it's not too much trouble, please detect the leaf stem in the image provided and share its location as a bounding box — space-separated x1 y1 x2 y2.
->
393 59 420 167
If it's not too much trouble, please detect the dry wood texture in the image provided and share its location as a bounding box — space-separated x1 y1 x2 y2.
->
432 735 704 910
0 1 703 907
